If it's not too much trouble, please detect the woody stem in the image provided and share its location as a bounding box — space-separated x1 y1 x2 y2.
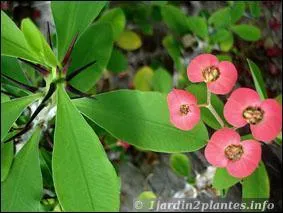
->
206 87 225 128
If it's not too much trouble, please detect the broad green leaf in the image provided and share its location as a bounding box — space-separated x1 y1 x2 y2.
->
99 8 126 41
68 23 113 92
231 24 261 41
162 35 184 73
247 59 267 100
20 18 57 68
242 161 270 199
1 93 41 141
1 11 39 64
1 56 29 85
216 54 232 62
186 83 226 130
1 142 14 182
219 32 234 52
51 1 107 61
211 29 231 43
116 30 142 51
212 168 240 190
208 7 231 28
169 153 191 177
73 90 209 153
53 84 120 211
248 1 261 18
187 16 208 39
160 5 190 35
1 127 42 211
152 67 172 93
133 66 154 91
1 94 10 103
107 48 128 73
230 2 246 24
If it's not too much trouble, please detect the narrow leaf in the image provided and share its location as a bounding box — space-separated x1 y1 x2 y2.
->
247 59 268 100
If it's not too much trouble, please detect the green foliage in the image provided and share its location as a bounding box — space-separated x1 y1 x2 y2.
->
231 24 261 41
53 84 120 211
73 90 209 153
51 1 107 61
247 59 268 100
152 68 173 93
68 23 113 92
187 83 226 130
208 7 231 28
212 168 240 190
107 48 128 73
1 128 43 211
133 66 154 91
169 153 191 177
116 30 142 51
248 1 261 18
187 16 208 40
1 142 14 182
242 161 270 199
230 2 246 24
1 93 41 141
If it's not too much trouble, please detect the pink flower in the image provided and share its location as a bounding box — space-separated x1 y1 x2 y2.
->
167 89 200 131
204 128 262 178
224 88 282 142
187 54 238 95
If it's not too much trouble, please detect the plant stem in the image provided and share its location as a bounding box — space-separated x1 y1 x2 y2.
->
206 86 225 128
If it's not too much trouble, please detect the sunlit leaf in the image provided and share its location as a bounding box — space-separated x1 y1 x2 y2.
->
116 30 142 51
152 67 173 93
231 24 261 41
133 66 154 91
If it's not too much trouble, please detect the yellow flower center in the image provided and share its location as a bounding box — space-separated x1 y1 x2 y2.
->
202 66 220 83
243 106 264 125
224 144 244 161
180 104 190 115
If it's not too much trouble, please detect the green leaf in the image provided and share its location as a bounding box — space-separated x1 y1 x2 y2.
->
187 16 208 39
160 5 190 35
152 67 173 93
99 8 126 41
211 29 231 43
1 11 39 64
212 168 240 190
53 84 120 211
68 23 113 92
248 1 261 18
242 161 270 199
169 153 191 177
133 66 154 91
162 35 184 73
20 18 57 67
1 56 30 85
39 148 53 188
186 83 226 130
1 94 10 103
51 1 107 61
241 134 254 140
138 191 157 200
1 142 14 182
230 2 246 24
231 24 261 41
107 48 128 73
208 7 231 28
1 93 41 141
216 54 232 62
73 90 209 153
116 30 142 51
1 127 43 211
247 59 268 100
219 32 234 52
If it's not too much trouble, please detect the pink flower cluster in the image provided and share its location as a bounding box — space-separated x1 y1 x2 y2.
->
167 54 282 178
